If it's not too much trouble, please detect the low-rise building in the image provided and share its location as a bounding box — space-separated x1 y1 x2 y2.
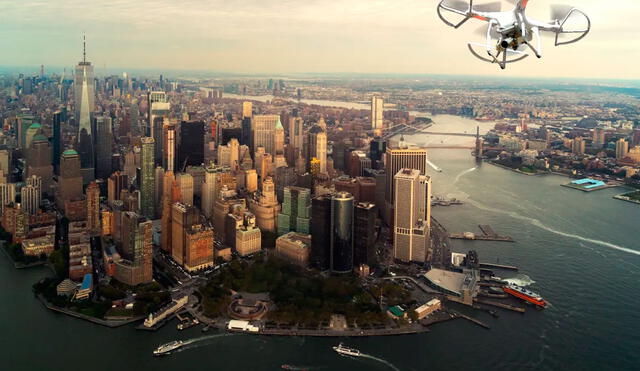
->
275 232 310 266
415 298 442 319
21 234 55 256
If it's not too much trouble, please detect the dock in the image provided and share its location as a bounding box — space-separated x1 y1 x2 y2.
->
448 310 490 329
474 299 525 313
479 262 518 271
449 225 514 242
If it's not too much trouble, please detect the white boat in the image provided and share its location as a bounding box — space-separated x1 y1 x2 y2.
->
333 343 361 357
153 340 183 356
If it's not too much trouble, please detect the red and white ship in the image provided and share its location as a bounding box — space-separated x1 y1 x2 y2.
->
503 284 546 307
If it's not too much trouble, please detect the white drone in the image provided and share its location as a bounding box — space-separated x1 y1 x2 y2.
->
437 0 590 69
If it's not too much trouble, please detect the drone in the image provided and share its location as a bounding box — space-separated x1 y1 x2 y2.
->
437 0 590 69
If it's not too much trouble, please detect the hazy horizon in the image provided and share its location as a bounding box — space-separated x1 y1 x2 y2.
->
3 0 639 79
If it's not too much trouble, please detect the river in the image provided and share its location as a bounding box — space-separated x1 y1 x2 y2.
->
3 116 640 370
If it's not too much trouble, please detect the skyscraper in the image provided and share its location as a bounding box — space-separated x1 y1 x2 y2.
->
393 169 431 263
114 213 153 286
385 142 428 204
21 183 40 215
52 111 62 174
95 116 113 179
307 123 327 174
371 95 383 130
140 137 156 219
177 173 194 206
354 202 377 267
330 192 355 274
242 101 252 119
57 149 83 211
148 91 170 164
171 202 199 265
74 35 96 184
178 120 204 169
277 186 311 235
163 121 176 171
26 134 53 195
253 115 281 157
86 181 100 235
160 170 178 253
107 171 128 206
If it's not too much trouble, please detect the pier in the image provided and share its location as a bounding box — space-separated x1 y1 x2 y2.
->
479 263 518 271
449 225 514 242
474 299 525 313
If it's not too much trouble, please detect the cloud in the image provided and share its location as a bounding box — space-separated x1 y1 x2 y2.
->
0 0 638 78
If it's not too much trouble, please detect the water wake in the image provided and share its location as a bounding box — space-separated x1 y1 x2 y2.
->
345 353 400 371
466 197 640 257
453 166 477 184
503 274 536 287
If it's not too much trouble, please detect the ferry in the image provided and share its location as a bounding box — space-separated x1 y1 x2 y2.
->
333 343 361 357
153 340 184 356
503 284 546 307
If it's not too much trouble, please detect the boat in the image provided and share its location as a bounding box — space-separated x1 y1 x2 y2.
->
502 284 546 307
153 340 184 356
333 343 361 357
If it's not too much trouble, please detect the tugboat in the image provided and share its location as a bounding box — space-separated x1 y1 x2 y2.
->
153 340 184 356
503 283 546 307
333 343 361 357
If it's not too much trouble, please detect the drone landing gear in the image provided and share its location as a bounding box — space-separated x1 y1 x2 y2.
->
468 42 529 70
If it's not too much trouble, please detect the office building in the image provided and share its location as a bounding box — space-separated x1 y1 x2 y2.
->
160 170 178 253
163 122 177 171
148 92 170 164
0 182 16 216
178 120 204 169
242 101 252 119
354 202 377 267
385 143 428 203
57 149 84 211
330 192 355 274
114 214 153 286
253 115 281 157
287 116 304 166
86 181 100 235
275 232 311 267
371 95 383 130
95 116 113 179
26 134 53 195
310 194 331 270
176 173 194 206
184 224 214 272
393 169 431 263
75 37 96 184
171 203 199 265
140 137 156 218
369 137 386 167
236 220 261 257
249 176 279 233
107 171 128 206
52 110 63 174
307 122 327 174
277 186 311 235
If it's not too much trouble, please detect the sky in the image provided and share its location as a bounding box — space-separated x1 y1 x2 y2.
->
1 0 639 79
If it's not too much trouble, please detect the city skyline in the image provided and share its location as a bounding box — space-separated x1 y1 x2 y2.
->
3 0 640 79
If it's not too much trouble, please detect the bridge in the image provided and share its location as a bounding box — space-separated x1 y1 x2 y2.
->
381 122 478 139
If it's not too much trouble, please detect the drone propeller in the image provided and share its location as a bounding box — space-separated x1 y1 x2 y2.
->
474 2 502 12
550 4 574 21
441 0 470 11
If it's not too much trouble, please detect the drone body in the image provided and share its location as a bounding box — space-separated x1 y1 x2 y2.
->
437 0 590 69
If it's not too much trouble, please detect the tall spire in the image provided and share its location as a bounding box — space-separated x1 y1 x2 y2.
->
83 33 86 63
